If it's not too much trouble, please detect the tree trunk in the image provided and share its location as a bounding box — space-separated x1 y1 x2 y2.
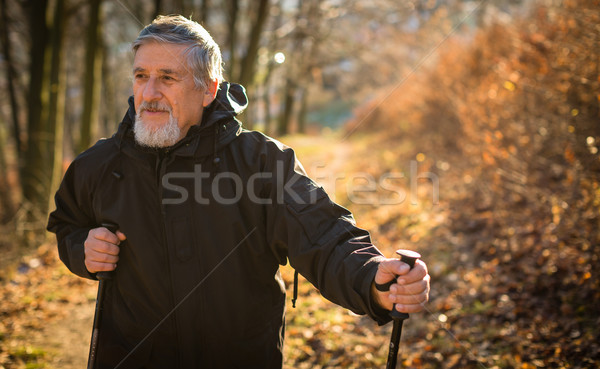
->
101 37 118 137
152 0 161 20
297 86 308 134
0 0 22 155
297 0 322 134
173 0 188 16
79 0 103 153
22 0 50 212
22 0 67 218
277 79 295 136
262 77 272 135
0 119 15 220
199 0 209 25
46 0 68 217
260 0 283 135
226 0 239 81
276 0 304 136
237 0 269 88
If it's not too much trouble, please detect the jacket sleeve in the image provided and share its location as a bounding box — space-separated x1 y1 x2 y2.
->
262 141 392 325
47 160 97 280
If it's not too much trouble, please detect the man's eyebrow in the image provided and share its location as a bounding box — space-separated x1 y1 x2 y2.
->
132 67 182 77
158 68 180 76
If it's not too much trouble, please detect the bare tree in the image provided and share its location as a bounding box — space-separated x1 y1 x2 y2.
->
199 0 209 25
46 0 68 216
277 0 305 135
79 0 103 153
0 118 14 220
0 0 21 155
22 0 50 213
237 0 269 89
225 0 239 80
258 1 284 135
21 0 68 217
152 0 162 20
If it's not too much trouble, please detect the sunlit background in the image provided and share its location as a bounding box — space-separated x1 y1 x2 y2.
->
0 0 598 368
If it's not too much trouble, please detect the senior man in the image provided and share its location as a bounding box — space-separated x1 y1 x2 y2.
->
48 15 430 368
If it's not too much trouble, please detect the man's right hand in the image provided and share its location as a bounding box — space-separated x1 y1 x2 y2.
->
84 226 127 273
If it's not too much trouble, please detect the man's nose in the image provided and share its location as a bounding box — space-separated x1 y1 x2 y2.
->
142 77 161 101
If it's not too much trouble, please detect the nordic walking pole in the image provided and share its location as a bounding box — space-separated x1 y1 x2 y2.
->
87 223 119 369
377 249 421 369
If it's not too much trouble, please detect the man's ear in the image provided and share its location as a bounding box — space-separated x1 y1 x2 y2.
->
202 80 219 107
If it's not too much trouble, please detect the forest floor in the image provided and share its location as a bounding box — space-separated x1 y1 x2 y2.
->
0 130 598 368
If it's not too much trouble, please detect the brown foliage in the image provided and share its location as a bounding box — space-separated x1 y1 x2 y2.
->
1 2 599 367
346 0 600 367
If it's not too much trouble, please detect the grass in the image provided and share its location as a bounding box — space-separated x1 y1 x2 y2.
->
9 345 47 366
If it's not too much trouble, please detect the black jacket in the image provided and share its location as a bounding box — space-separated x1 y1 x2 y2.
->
47 82 390 368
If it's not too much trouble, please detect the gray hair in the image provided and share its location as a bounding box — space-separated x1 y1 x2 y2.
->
132 15 223 90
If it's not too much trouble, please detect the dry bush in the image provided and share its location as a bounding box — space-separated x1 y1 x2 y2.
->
347 0 600 365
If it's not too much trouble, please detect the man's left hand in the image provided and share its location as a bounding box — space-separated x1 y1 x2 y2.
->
371 258 430 313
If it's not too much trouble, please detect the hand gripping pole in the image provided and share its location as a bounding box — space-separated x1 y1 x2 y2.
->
384 249 421 369
87 223 118 369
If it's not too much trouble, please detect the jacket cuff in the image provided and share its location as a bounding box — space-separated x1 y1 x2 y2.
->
65 228 97 280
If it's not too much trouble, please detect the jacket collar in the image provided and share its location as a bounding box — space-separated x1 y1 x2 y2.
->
114 82 247 160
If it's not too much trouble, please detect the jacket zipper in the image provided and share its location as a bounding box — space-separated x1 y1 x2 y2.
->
155 152 182 367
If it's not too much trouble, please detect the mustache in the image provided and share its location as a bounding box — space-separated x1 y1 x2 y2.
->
139 101 172 113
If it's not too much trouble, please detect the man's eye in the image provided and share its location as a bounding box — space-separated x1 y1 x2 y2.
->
134 74 147 80
162 76 175 81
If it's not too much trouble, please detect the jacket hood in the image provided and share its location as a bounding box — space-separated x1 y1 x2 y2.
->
202 81 248 127
116 81 248 144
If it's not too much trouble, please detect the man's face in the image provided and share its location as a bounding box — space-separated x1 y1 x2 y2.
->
132 41 216 147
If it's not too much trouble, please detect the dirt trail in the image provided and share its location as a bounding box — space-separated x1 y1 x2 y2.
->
281 133 353 201
0 244 97 369
33 298 93 368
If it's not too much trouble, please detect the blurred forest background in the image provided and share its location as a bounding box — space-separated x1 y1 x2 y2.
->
0 0 599 368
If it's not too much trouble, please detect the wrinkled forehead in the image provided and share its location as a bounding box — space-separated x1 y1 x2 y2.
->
132 42 191 75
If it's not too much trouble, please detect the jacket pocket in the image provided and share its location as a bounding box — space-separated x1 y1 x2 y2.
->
224 302 284 369
285 186 342 245
98 313 154 369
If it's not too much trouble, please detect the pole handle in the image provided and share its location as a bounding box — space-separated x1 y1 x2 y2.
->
389 250 420 321
374 250 421 294
395 249 420 268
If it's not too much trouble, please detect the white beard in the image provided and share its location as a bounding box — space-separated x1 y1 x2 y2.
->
134 111 181 148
